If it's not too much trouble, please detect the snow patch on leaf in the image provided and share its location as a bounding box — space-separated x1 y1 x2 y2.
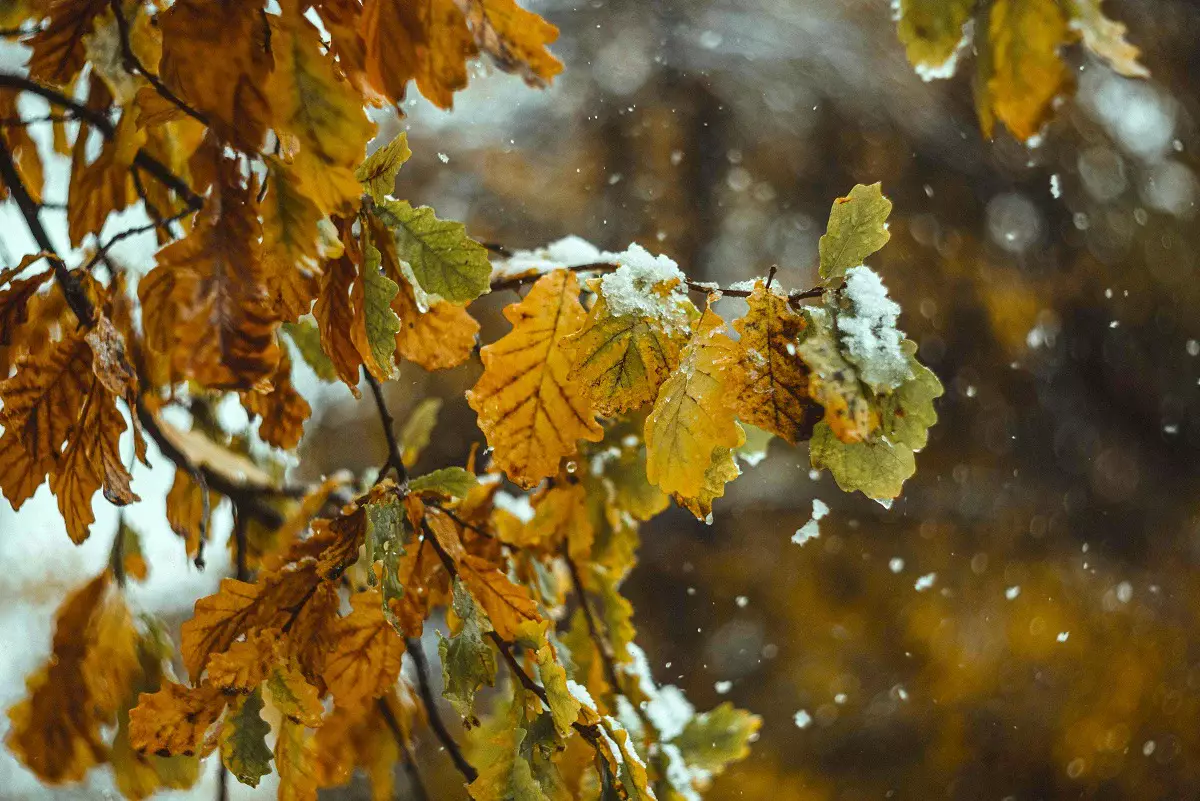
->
599 243 688 323
837 266 912 392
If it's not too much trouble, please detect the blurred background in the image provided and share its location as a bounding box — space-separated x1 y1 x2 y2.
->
4 0 1200 798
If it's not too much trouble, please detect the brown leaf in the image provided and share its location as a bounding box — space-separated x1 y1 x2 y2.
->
128 681 227 758
25 0 109 86
139 158 281 389
392 275 479 371
730 281 822 445
313 249 365 395
165 467 212 559
241 345 312 450
0 265 53 347
157 0 274 150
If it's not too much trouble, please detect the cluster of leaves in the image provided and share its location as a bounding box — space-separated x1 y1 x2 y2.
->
0 1 942 799
893 0 1148 141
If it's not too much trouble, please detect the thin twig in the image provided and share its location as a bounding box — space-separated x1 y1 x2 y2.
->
403 634 478 782
379 699 431 801
365 370 408 485
0 25 39 38
108 0 209 127
0 73 203 210
110 512 127 588
81 207 194 274
489 260 825 307
0 139 95 326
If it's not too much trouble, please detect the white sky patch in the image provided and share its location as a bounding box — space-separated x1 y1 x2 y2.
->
492 490 534 523
792 498 829 546
793 709 812 729
914 572 937 592
838 266 912 392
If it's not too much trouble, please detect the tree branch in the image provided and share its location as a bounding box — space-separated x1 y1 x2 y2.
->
489 260 826 307
81 206 193 274
108 0 209 127
0 138 96 326
0 73 204 210
378 698 431 801
403 634 478 783
365 371 408 485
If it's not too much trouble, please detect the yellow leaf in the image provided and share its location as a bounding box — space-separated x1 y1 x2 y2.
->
895 0 975 76
67 114 142 248
266 665 324 727
565 284 691 418
674 437 742 521
645 307 740 501
467 270 602 488
730 281 821 445
165 468 212 560
261 157 323 313
459 0 564 87
393 277 480 371
986 0 1068 142
359 0 476 109
1067 0 1148 78
356 131 411 201
272 0 376 215
276 718 319 801
795 308 878 444
323 589 406 709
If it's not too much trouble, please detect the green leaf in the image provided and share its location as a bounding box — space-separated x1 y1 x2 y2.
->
283 319 337 382
356 131 411 201
879 340 943 451
895 0 974 76
467 728 551 801
361 243 402 379
671 701 761 777
365 496 411 630
374 199 491 304
818 183 892 282
439 579 498 723
809 421 916 502
408 466 477 499
533 637 580 738
218 689 272 788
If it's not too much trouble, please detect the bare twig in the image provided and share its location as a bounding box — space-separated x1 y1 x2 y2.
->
108 0 209 127
81 207 194 274
489 260 825 307
110 512 127 588
403 634 478 783
0 73 204 210
365 371 408 485
0 139 95 326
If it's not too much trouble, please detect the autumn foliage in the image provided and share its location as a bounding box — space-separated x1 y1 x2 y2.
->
0 0 1147 798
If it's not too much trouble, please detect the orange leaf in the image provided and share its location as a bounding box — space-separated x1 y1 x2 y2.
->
985 0 1068 142
165 468 212 560
459 0 563 88
313 250 365 395
128 681 226 758
241 345 312 450
390 266 478 371
730 281 822 445
25 0 109 86
323 589 405 709
467 269 601 488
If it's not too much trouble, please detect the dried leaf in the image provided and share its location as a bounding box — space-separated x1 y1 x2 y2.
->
356 131 411 201
459 0 563 87
323 589 405 709
241 345 312 450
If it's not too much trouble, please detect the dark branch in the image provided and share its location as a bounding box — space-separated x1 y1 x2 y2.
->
365 371 408 485
0 73 204 210
488 260 826 307
0 138 96 326
108 0 209 127
81 206 194 274
403 634 478 783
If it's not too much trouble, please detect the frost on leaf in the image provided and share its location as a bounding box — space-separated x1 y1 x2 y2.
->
895 0 975 80
796 307 878 444
835 266 912 394
566 273 694 418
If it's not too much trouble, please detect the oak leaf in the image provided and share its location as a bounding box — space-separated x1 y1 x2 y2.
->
467 269 601 488
565 284 691 418
645 307 740 501
459 0 563 88
393 276 480 371
25 0 108 85
165 468 212 560
276 718 320 801
818 183 892 283
241 344 312 450
438 578 497 722
266 666 324 726
1067 0 1148 78
219 689 273 788
795 308 878 444
323 589 406 708
730 281 821 445
356 131 411 201
373 199 492 304
894 0 975 78
350 243 402 381
313 249 365 394
157 0 273 151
